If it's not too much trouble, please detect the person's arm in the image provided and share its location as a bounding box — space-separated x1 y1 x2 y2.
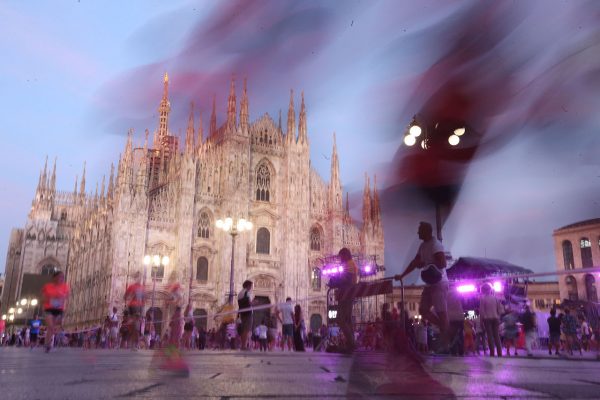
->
394 254 423 281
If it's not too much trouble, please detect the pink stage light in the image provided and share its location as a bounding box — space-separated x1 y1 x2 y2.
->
492 282 503 292
337 266 344 273
364 265 372 273
456 284 476 293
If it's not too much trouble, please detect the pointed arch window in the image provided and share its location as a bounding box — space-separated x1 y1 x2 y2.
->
562 240 574 270
256 227 270 254
310 227 322 251
41 264 56 275
580 237 593 268
196 257 208 281
256 164 271 202
198 212 210 239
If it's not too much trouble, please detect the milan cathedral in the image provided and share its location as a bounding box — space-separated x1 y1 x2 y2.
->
2 74 385 332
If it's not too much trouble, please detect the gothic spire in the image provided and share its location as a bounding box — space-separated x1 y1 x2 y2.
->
298 91 307 144
157 72 171 140
331 132 340 186
185 102 195 155
100 175 106 199
107 163 114 200
240 77 249 134
50 157 57 193
286 89 296 144
226 76 237 132
362 173 372 225
196 109 203 149
73 175 78 196
210 94 217 137
41 155 48 191
372 174 381 226
278 109 282 134
329 132 342 211
80 162 86 196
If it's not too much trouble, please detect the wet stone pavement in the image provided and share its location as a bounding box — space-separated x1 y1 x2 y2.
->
1 347 600 399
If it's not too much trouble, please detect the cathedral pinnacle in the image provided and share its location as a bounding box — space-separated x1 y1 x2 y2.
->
185 102 195 154
80 162 86 196
227 76 237 132
50 157 57 193
298 91 307 145
286 89 296 144
240 77 249 134
158 72 171 140
372 174 381 227
196 109 203 150
210 94 217 137
73 175 78 196
362 173 372 225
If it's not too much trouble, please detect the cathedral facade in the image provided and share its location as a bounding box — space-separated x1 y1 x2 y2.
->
2 74 385 332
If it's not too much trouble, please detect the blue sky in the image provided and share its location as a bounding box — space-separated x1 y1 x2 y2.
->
1 1 600 281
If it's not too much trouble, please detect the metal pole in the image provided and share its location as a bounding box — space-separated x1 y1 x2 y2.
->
151 264 157 321
228 232 237 304
435 201 443 241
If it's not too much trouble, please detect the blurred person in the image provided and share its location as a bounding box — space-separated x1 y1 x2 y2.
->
474 311 487 355
124 272 145 351
463 318 475 355
41 271 70 353
336 247 359 354
182 304 194 350
547 308 561 355
502 306 519 356
479 283 503 357
520 305 537 357
293 304 306 351
29 314 42 349
447 287 465 356
579 315 591 351
416 320 429 354
215 301 236 349
381 303 393 350
395 222 448 348
237 280 255 351
562 308 581 356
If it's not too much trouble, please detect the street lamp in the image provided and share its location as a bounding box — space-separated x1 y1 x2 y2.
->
143 254 170 320
215 217 253 304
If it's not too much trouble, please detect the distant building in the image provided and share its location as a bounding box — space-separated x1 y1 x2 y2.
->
553 218 600 302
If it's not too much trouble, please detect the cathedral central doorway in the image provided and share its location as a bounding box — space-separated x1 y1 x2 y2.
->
253 296 271 328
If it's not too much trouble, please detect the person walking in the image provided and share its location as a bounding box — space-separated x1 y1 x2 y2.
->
293 304 306 352
547 308 561 355
521 305 537 357
579 315 591 352
124 272 145 351
182 304 194 350
258 319 268 352
41 271 70 353
562 308 581 356
479 283 503 357
395 222 449 350
447 287 465 356
29 314 42 349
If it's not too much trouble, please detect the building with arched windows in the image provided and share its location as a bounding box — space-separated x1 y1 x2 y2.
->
2 75 385 331
553 218 600 302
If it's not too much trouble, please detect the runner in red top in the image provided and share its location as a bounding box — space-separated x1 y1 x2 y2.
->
41 271 69 353
124 272 145 350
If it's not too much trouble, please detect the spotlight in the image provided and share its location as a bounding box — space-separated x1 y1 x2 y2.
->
457 284 476 294
404 135 416 146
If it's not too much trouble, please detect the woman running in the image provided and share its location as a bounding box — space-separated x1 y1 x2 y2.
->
41 271 70 353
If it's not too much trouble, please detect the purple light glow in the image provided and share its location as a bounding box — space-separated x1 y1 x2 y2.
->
492 282 503 292
364 265 372 273
457 284 476 294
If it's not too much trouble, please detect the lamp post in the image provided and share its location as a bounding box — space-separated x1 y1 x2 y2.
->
143 254 170 321
215 217 253 304
402 115 469 241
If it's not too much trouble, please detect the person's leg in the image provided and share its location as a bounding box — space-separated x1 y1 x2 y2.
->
525 331 533 355
492 320 502 357
483 320 495 356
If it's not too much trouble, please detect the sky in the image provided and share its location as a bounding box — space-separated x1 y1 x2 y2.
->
1 0 599 282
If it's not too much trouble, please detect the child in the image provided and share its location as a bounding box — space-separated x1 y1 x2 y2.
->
258 319 268 352
463 318 475 355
